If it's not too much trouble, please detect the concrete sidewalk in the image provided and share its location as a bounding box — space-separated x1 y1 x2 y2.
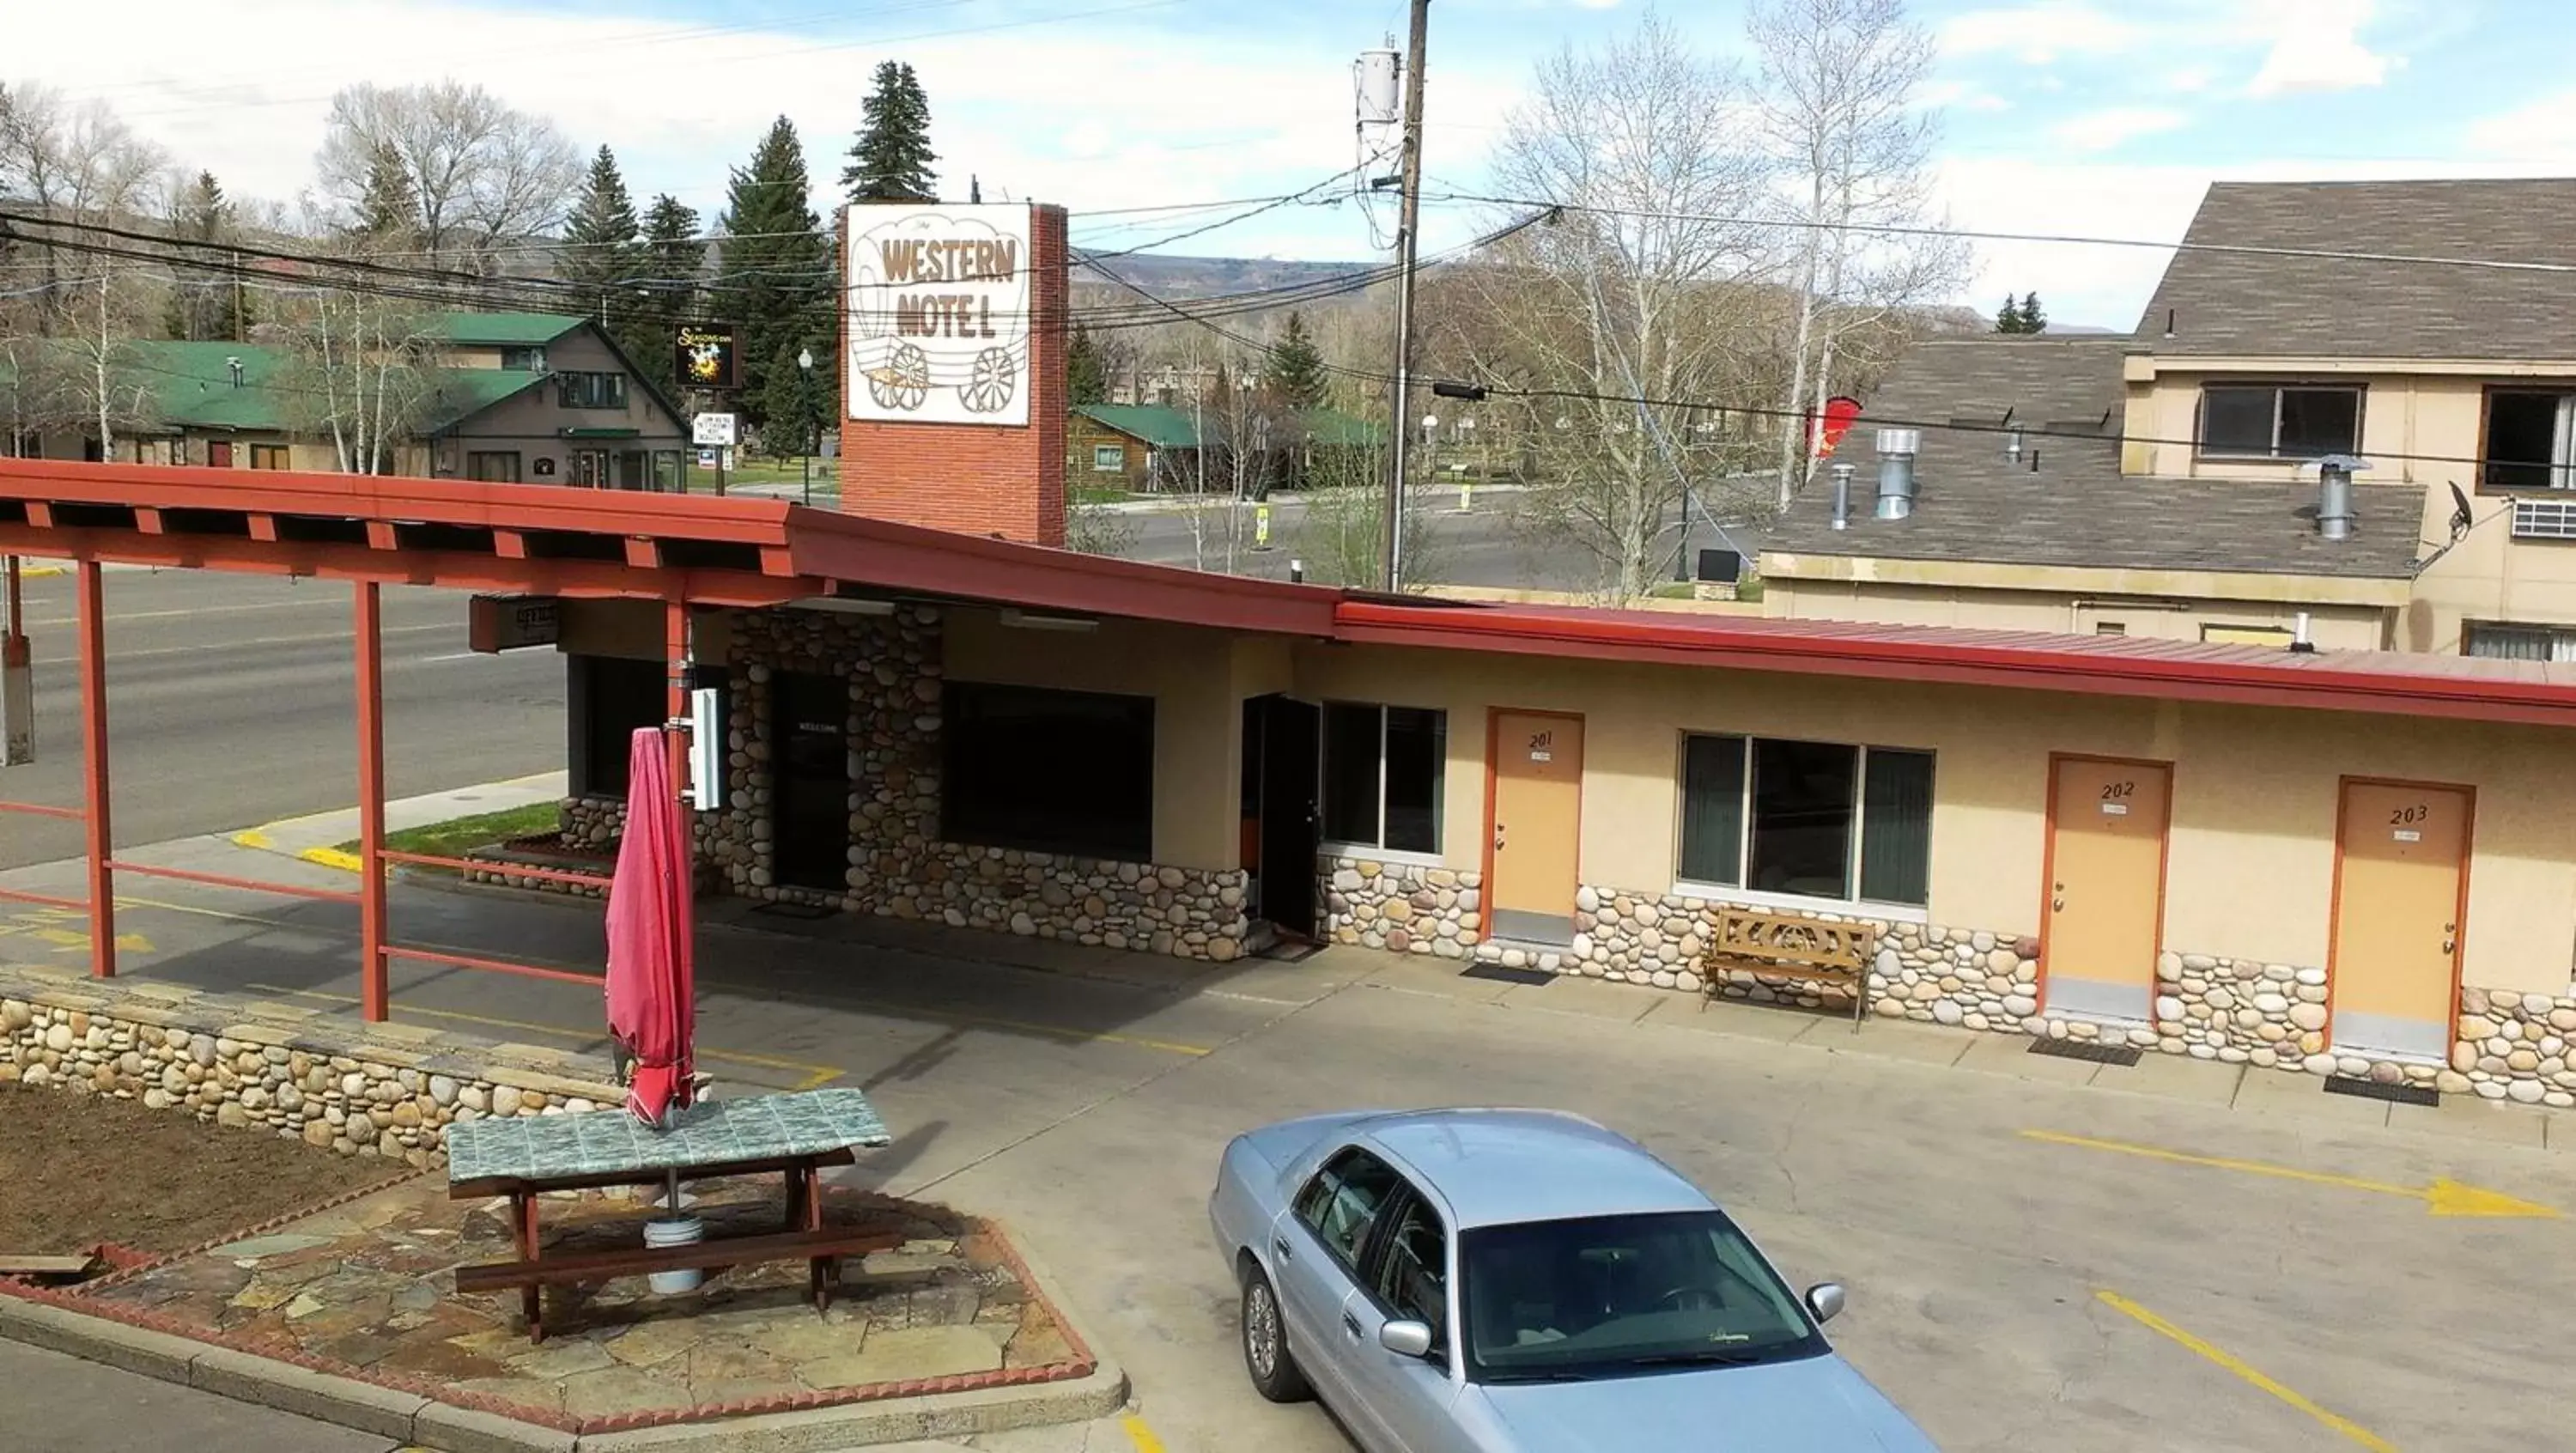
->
229 772 568 871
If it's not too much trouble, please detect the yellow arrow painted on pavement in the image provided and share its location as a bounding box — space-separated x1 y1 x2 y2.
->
2021 1129 2561 1219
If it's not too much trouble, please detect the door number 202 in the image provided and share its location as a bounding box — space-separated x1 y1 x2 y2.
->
2099 781 2135 800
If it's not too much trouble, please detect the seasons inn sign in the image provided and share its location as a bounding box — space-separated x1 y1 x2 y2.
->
844 204 1034 428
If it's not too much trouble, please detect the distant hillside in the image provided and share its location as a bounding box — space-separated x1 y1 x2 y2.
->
1071 252 1374 299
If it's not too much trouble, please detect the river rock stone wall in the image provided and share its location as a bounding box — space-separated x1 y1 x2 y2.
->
0 970 623 1167
2454 988 2576 1108
1322 856 1482 958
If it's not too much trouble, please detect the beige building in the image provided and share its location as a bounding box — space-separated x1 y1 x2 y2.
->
1765 179 2576 659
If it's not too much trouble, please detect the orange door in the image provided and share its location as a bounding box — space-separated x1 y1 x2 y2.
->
2043 758 2171 1023
2330 781 2470 1060
1488 712 1583 945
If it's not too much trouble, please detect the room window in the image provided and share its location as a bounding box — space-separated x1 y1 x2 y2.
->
1321 702 1444 855
2482 389 2576 491
2464 622 2576 662
1677 734 1933 908
1091 444 1124 472
2197 384 2361 459
572 654 666 799
499 346 544 371
467 450 522 483
246 444 289 470
556 371 627 409
942 682 1154 860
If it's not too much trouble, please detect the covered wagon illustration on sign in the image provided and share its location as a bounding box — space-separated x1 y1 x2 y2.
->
844 204 1035 428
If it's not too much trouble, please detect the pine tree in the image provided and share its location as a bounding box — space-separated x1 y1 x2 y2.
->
2019 290 2045 335
716 117 834 428
842 61 939 204
561 146 651 367
351 144 420 245
1993 295 2020 333
756 340 829 459
1066 321 1109 404
1264 310 1327 410
636 194 706 395
162 171 252 342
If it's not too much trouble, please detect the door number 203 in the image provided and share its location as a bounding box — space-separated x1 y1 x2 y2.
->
2390 803 2433 825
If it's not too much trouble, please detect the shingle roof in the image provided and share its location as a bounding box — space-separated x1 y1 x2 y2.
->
2136 179 2576 359
128 341 545 435
1073 404 1201 448
1762 337 2421 581
435 312 586 347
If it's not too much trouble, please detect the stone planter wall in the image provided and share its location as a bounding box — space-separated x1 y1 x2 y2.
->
561 793 625 852
0 970 622 1168
1322 855 1482 958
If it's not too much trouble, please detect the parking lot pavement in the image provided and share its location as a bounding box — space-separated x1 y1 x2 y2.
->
7 854 2573 1450
0 1341 402 1453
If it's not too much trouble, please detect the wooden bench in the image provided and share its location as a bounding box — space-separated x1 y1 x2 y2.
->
455 1224 902 1313
1697 905 1876 1030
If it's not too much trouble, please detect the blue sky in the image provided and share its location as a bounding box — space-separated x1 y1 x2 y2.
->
12 0 2575 325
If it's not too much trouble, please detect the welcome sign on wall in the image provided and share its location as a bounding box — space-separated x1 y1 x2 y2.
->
843 203 1033 428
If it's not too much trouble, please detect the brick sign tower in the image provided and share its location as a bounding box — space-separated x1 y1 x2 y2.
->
836 202 1069 545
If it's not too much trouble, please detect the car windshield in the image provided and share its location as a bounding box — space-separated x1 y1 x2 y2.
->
1460 1211 1827 1383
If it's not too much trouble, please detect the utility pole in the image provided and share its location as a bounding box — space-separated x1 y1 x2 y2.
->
1378 0 1431 594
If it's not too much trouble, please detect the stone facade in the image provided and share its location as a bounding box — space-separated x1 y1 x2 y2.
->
2454 987 2576 1108
0 970 622 1167
2154 951 2333 1070
1322 855 1482 958
560 793 625 852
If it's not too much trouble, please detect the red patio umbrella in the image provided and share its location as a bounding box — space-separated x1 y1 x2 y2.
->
606 726 696 1131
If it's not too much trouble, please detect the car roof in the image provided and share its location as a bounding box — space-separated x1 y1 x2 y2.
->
1355 1110 1715 1230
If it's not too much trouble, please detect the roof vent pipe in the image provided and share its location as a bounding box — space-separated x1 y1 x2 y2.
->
1830 463 1854 530
2004 429 2024 465
226 356 244 388
2291 611 2316 654
2309 453 2369 541
1874 428 1920 520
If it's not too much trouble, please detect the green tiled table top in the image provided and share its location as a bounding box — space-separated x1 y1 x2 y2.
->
445 1088 890 1185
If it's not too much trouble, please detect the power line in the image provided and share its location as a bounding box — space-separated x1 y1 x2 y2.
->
1431 190 2576 277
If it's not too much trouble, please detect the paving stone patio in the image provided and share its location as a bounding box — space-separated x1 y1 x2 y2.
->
74 1173 1087 1428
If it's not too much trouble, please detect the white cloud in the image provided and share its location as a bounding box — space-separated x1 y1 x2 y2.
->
2462 93 2576 165
2163 64 2221 94
2049 106 2190 152
1918 80 2011 114
1940 3 2149 63
2245 0 2392 97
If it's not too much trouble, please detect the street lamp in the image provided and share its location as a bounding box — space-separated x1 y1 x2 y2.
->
796 348 816 507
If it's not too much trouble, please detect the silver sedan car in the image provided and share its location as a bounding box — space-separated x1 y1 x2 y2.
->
1207 1108 1937 1452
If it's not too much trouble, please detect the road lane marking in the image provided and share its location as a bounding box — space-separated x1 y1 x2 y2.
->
247 983 846 1091
22 598 365 629
29 622 453 666
2020 1129 2558 1218
2094 1291 2397 1450
1122 1414 1170 1453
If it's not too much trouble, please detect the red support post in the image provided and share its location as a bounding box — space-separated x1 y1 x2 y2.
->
76 561 113 979
355 581 389 1021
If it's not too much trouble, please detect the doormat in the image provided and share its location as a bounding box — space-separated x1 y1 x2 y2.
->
1461 964 1552 987
2322 1076 2440 1108
750 900 839 921
2027 1037 2142 1067
1255 939 1325 963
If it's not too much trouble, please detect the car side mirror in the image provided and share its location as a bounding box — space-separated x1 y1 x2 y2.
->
1804 1282 1846 1325
1379 1319 1436 1359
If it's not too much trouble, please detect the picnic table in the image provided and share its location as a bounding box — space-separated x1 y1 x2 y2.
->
446 1087 897 1342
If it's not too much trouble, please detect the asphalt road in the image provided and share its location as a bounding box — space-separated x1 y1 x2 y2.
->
8 847 2567 1453
0 567 564 871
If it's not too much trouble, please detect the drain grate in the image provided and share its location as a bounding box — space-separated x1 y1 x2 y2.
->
1461 964 1553 986
2027 1037 2143 1067
2323 1076 2439 1108
750 899 838 921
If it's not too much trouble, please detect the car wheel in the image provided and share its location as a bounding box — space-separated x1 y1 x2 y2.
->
1240 1262 1311 1402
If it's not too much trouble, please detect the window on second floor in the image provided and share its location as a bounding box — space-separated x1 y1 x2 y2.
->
557 371 627 410
499 346 544 371
2464 622 2576 662
2197 383 2361 459
2481 389 2575 492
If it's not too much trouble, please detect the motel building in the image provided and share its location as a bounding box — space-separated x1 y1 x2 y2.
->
6 201 2576 1118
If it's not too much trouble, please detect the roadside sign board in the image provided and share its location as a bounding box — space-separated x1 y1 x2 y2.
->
675 323 740 392
691 413 739 447
468 594 562 654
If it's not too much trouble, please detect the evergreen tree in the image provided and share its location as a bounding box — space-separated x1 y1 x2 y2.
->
162 171 253 342
841 61 938 204
1066 321 1109 404
2019 290 2045 334
636 193 706 395
715 117 834 428
560 146 652 363
1993 295 2021 333
351 143 420 245
756 340 829 459
1264 310 1327 410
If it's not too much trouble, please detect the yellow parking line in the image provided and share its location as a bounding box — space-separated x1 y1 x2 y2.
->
2095 1291 2396 1451
1121 1414 1169 1453
248 983 846 1091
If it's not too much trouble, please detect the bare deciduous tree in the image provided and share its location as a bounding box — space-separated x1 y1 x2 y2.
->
314 81 581 270
1465 12 1781 600
272 201 452 475
1753 0 1968 507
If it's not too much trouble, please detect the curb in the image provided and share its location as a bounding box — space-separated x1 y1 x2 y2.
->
229 829 367 874
0 1214 1128 1453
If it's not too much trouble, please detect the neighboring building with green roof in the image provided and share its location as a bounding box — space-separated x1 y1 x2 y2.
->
1070 402 1384 493
11 313 689 489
